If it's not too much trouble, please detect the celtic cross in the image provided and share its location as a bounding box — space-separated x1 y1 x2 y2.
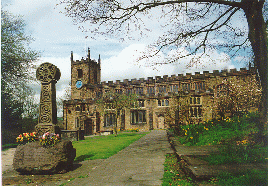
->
35 62 61 136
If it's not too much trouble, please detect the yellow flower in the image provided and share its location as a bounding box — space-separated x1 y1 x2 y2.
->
185 133 187 136
190 137 193 139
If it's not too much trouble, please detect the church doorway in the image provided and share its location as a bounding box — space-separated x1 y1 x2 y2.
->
84 118 93 136
96 112 100 132
157 116 165 129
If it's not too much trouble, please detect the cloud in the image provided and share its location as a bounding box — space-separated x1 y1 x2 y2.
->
101 44 235 82
4 0 56 24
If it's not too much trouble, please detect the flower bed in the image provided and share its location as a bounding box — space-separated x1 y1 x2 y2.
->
16 132 60 147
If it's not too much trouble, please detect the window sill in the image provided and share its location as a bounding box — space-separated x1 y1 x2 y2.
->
131 122 146 125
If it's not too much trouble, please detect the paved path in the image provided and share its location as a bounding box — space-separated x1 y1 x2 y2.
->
66 130 173 186
2 148 16 173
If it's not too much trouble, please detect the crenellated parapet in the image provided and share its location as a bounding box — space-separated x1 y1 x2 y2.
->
71 48 101 67
100 67 257 88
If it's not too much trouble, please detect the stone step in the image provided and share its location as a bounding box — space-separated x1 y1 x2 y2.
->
180 155 268 180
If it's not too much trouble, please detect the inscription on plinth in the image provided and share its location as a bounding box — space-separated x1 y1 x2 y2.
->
35 62 61 136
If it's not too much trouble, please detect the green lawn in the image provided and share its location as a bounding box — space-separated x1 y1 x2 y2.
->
73 132 148 162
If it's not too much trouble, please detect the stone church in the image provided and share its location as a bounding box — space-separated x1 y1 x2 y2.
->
63 49 259 136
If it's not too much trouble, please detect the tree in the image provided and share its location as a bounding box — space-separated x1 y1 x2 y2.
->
61 0 267 128
96 92 138 136
215 75 262 118
1 10 39 143
165 94 192 135
58 83 71 117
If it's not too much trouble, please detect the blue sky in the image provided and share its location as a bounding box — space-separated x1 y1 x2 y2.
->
3 0 262 102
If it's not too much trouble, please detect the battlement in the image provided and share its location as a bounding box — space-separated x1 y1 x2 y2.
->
100 67 257 86
71 48 101 66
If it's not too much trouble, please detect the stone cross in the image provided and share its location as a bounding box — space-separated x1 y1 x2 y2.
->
35 62 61 136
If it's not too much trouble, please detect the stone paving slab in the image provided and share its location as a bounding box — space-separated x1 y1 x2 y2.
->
66 130 173 186
171 138 220 156
186 162 268 180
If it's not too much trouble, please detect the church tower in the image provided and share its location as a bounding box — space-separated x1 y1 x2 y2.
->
70 48 101 100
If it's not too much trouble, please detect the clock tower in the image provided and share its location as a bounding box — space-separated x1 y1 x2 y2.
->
70 48 101 100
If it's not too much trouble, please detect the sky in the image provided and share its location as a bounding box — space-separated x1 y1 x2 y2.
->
3 0 264 115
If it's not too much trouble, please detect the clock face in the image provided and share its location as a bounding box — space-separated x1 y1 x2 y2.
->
76 80 83 89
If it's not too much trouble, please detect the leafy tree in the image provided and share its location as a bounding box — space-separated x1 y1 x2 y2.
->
1 10 39 143
96 92 138 136
61 0 267 129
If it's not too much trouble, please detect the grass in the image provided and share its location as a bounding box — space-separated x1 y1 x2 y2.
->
162 154 194 186
201 144 268 165
206 169 268 186
2 143 18 151
73 132 148 162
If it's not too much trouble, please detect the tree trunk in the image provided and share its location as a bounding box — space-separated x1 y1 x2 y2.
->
242 0 268 137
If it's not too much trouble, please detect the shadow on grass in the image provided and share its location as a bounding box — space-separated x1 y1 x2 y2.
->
75 154 95 162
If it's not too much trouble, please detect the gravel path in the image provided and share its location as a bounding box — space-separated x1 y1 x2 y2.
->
2 148 16 173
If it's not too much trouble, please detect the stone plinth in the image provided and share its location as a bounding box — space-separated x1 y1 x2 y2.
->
13 140 76 174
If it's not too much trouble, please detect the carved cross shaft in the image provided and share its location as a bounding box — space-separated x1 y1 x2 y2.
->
35 62 61 136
